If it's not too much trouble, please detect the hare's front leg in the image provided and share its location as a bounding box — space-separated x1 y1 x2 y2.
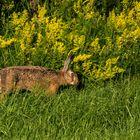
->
0 92 8 101
46 83 59 96
0 87 13 101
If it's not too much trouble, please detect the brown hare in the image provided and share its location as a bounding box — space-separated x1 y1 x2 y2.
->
0 55 79 99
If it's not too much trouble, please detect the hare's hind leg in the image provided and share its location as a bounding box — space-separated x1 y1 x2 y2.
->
46 83 58 96
0 87 4 101
0 92 8 101
0 86 13 101
0 86 10 101
0 79 13 101
0 75 5 101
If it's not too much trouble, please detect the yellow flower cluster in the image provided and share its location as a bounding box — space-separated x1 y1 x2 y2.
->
38 5 47 19
45 17 67 45
0 36 16 48
10 9 36 55
107 2 140 42
82 61 92 74
54 42 65 54
69 33 86 47
90 57 125 80
103 57 125 79
11 10 28 27
97 66 124 80
8 5 68 57
73 54 92 62
37 32 43 46
1 1 140 81
85 11 94 20
73 0 97 20
90 38 100 53
105 57 119 68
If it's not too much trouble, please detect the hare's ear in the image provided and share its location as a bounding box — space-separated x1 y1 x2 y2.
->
62 54 73 72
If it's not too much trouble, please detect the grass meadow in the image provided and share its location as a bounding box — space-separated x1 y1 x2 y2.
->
0 0 140 139
0 76 140 140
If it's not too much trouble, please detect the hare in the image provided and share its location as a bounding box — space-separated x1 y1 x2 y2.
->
0 55 79 99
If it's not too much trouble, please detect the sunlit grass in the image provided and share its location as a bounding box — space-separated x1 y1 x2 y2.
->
0 76 140 140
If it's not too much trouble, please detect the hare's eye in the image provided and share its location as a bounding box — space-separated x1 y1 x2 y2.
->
71 72 75 81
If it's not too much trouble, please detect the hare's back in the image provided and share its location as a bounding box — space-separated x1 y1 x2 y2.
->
0 66 58 81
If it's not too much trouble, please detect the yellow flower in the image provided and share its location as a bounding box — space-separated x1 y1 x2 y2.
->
116 13 126 29
129 28 140 41
68 32 76 41
95 69 101 79
70 47 80 53
12 12 20 25
38 5 47 19
31 23 35 31
74 35 85 46
73 54 91 62
90 38 100 53
116 36 123 50
105 57 119 68
20 40 25 51
37 32 43 46
12 10 28 27
45 17 66 44
82 61 92 72
54 42 65 54
108 10 126 31
85 11 94 20
106 37 113 48
0 36 16 48
57 43 65 54
45 17 49 24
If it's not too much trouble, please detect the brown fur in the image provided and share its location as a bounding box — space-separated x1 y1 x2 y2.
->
0 56 79 99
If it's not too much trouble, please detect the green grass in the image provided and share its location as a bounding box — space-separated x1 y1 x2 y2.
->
0 76 140 140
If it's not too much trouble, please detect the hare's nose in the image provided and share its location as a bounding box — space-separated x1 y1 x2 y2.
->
73 79 79 85
76 80 79 85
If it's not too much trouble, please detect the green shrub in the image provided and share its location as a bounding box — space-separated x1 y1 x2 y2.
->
0 0 140 81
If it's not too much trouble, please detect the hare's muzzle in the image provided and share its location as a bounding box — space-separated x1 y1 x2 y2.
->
71 75 79 85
